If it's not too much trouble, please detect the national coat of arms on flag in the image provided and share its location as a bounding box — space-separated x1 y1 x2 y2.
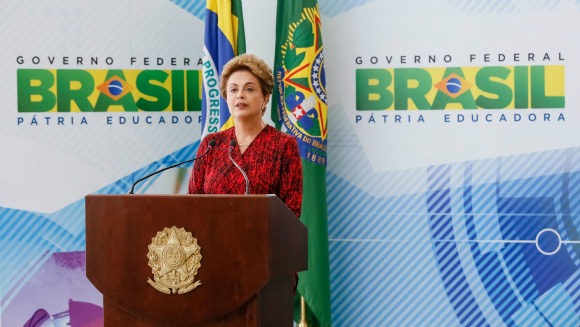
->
274 6 327 166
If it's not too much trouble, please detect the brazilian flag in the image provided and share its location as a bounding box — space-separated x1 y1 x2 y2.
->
201 0 245 137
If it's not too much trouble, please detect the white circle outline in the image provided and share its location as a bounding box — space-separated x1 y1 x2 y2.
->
535 228 562 256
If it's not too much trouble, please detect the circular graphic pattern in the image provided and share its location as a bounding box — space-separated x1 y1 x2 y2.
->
162 244 186 268
535 228 562 255
108 80 124 96
446 77 462 94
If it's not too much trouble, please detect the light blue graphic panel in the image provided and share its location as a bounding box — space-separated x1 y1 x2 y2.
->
326 106 580 326
170 0 205 19
0 140 200 313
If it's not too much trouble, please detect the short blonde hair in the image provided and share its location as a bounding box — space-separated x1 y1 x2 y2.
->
220 54 274 99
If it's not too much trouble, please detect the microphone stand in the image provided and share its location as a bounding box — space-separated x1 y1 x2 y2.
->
228 140 250 194
128 140 215 194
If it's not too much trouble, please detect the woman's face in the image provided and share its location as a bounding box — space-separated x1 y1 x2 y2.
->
226 70 269 121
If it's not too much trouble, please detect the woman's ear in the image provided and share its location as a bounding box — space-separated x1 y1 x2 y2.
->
262 95 271 115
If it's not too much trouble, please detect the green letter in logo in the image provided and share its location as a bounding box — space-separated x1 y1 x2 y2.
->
531 66 564 108
432 67 477 109
356 69 393 110
186 70 202 112
57 69 95 112
171 70 185 111
475 66 512 109
17 69 56 112
136 70 170 111
513 66 529 109
94 70 138 112
394 68 431 110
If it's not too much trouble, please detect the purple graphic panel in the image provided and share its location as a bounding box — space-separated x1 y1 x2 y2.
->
3 252 103 327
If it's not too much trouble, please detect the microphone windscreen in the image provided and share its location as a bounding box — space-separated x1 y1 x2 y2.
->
208 139 217 147
229 140 237 147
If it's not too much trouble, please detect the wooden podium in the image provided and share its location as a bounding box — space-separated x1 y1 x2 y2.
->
85 194 307 326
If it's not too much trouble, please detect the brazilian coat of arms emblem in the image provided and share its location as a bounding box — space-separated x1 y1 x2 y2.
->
276 5 328 166
147 226 202 294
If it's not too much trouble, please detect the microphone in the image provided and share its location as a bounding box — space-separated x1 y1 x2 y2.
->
128 139 216 194
228 140 250 194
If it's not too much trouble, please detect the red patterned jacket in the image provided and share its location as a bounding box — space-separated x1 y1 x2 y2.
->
188 125 303 217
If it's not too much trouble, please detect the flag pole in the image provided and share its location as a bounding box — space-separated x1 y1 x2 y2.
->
298 296 309 327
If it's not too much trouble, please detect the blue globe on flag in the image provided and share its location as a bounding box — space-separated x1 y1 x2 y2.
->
108 80 124 96
446 77 462 94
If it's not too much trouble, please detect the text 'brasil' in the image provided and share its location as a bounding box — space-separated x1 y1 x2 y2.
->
17 69 204 113
356 65 565 110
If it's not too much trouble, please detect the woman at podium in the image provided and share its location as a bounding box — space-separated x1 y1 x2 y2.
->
188 54 303 218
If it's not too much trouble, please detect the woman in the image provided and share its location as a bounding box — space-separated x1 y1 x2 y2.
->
188 54 303 218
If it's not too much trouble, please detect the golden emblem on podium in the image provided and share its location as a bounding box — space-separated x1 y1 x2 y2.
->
147 226 202 294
